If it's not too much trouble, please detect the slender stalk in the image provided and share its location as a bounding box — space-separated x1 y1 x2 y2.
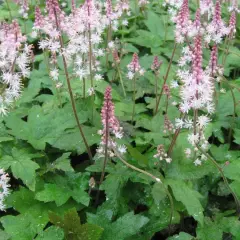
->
53 9 93 161
163 184 174 236
95 99 110 205
83 77 86 98
116 65 126 97
132 75 137 123
222 37 232 67
168 113 186 155
105 23 112 68
155 73 158 114
113 147 176 231
112 148 161 183
228 87 236 144
196 145 240 216
155 43 177 115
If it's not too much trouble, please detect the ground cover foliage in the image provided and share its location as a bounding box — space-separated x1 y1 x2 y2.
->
0 0 240 239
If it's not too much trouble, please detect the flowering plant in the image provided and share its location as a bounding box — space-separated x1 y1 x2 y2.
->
0 0 240 239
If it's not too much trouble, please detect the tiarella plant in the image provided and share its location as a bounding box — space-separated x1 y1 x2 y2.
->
0 0 240 239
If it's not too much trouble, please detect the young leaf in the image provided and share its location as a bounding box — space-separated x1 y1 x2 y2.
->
0 147 40 191
49 208 103 240
35 226 64 240
167 180 204 225
88 211 149 240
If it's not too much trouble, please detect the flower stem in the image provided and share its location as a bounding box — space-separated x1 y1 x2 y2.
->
196 145 240 216
53 9 93 161
155 42 177 115
95 98 110 205
228 87 236 145
168 113 186 156
117 65 126 97
112 148 162 183
132 75 137 123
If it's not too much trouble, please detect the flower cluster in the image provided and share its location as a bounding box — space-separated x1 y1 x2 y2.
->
34 0 129 95
205 1 230 44
127 53 144 80
14 0 29 19
0 20 32 116
0 169 10 211
154 145 172 164
97 86 126 158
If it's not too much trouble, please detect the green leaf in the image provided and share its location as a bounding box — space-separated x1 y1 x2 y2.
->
167 180 204 225
35 172 90 206
49 208 103 240
35 226 64 240
234 129 240 145
224 162 240 181
144 11 165 37
151 183 167 204
0 147 40 191
127 145 148 166
1 205 49 240
168 232 195 240
53 152 74 172
35 183 71 206
5 102 89 151
196 217 223 240
0 229 10 240
88 211 149 240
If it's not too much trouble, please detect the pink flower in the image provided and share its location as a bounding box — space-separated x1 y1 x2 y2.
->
174 0 189 41
128 53 141 73
209 44 218 75
97 86 124 157
151 56 162 72
228 11 236 39
34 6 44 29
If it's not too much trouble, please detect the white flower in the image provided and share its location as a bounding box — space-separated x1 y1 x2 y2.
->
184 118 193 129
139 68 145 76
87 87 95 96
185 148 191 158
171 80 179 88
220 88 226 93
197 116 210 128
50 68 59 81
118 145 127 154
165 157 172 163
127 71 134 80
194 159 202 166
175 118 184 128
188 133 199 145
95 74 103 81
115 131 123 139
31 31 37 38
0 105 8 116
0 169 10 211
108 41 115 49
122 20 128 26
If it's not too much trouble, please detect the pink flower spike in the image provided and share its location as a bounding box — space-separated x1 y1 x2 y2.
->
101 87 122 140
34 6 44 29
128 53 141 73
106 0 113 20
213 1 221 27
193 9 201 29
193 35 203 85
151 56 162 72
209 44 218 75
229 11 236 39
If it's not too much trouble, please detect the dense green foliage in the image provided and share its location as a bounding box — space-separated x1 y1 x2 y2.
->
0 0 240 239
